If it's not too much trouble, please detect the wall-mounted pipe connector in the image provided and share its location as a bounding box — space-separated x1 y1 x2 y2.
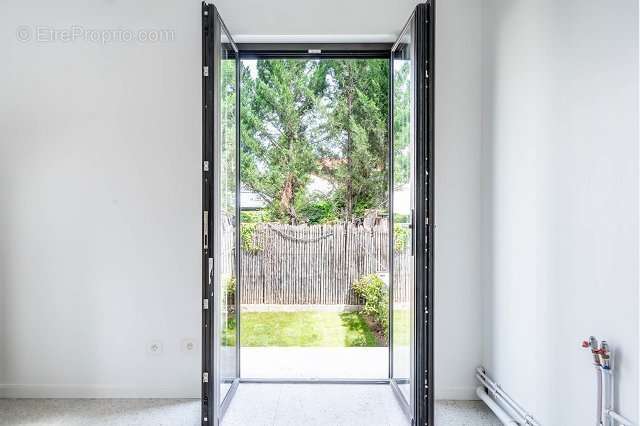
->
582 337 635 426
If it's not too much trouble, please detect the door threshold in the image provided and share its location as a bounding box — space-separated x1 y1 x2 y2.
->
219 378 239 422
390 379 411 419
238 378 390 385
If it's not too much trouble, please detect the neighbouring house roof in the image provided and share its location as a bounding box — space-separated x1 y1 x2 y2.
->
241 185 268 210
242 178 400 211
319 157 347 169
307 174 332 195
241 175 333 211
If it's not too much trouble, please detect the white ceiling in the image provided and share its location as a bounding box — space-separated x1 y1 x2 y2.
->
214 0 422 43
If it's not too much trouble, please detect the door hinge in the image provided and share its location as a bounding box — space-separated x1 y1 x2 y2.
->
203 66 209 77
203 160 209 172
203 211 209 249
202 372 209 383
203 299 209 310
425 70 429 79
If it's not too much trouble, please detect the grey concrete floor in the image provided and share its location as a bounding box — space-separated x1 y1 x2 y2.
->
222 384 501 426
222 384 406 426
0 398 199 426
0 385 500 425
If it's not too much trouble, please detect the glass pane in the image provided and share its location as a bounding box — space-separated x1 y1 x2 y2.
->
219 28 237 402
392 18 414 404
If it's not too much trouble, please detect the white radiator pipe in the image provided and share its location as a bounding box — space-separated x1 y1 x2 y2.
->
602 369 634 426
608 410 634 426
597 365 605 426
475 386 519 425
582 337 635 426
476 367 540 426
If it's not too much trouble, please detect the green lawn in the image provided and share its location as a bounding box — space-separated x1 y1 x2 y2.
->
222 311 382 347
392 309 410 346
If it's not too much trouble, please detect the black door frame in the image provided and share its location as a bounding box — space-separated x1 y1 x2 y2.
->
202 3 240 425
388 3 434 425
413 3 435 426
202 2 434 424
201 5 213 424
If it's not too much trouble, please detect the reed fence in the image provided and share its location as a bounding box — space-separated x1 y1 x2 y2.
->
222 221 409 305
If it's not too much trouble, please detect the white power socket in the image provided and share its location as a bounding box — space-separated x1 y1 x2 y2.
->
182 338 196 353
148 340 163 355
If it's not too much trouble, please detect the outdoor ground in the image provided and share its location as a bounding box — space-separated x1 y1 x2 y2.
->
240 346 389 378
221 308 410 379
223 309 410 347
223 311 386 347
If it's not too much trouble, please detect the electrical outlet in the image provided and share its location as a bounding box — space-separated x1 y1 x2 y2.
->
182 338 196 353
148 340 163 355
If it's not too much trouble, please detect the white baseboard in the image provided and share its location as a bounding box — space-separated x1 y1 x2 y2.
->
1 383 477 401
0 384 199 399
435 387 478 400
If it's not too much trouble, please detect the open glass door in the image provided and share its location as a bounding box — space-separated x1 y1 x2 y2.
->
202 3 240 425
390 9 415 417
390 2 434 425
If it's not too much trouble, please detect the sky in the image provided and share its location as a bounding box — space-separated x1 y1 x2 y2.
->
243 59 258 79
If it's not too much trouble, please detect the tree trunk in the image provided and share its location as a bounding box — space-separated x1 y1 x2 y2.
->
344 63 355 222
280 173 298 224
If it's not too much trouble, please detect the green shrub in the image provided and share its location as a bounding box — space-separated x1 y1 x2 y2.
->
223 275 236 311
296 196 339 224
393 213 410 223
224 275 236 297
393 223 409 253
240 223 263 254
240 210 270 223
352 274 389 338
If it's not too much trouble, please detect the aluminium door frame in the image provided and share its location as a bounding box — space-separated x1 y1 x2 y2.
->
411 3 434 425
389 2 434 425
202 5 213 424
237 43 391 59
203 2 434 423
235 45 395 385
202 3 240 425
239 378 390 385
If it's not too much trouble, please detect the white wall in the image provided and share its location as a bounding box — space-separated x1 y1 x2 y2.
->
434 0 485 400
482 0 639 424
0 0 202 397
0 0 487 400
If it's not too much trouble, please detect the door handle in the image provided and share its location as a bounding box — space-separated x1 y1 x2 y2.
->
410 208 415 256
203 211 209 249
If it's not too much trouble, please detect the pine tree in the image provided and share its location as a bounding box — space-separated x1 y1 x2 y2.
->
316 59 389 221
240 58 390 224
240 59 326 224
